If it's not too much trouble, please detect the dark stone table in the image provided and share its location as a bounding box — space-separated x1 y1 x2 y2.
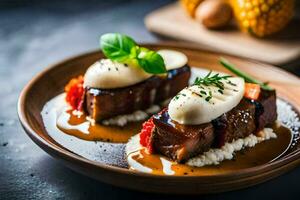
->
0 0 299 199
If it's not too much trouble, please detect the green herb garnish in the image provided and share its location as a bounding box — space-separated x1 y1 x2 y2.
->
193 71 231 91
200 90 207 95
193 71 231 102
219 57 273 91
205 96 212 102
174 92 187 100
100 33 166 74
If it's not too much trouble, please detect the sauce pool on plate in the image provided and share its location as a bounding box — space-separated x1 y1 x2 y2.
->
43 93 142 143
57 110 141 143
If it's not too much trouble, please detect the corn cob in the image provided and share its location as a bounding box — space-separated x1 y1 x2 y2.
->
231 0 294 37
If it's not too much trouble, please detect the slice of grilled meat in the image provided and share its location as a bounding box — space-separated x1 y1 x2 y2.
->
152 109 215 162
84 65 191 121
251 89 277 131
212 98 256 147
212 90 277 148
151 90 277 163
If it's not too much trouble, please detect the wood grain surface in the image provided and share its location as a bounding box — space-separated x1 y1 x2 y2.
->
145 3 300 65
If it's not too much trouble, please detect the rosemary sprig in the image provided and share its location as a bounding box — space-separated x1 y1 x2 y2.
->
219 57 273 91
193 71 231 91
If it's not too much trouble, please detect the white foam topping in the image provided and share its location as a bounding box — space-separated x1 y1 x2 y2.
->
168 76 245 125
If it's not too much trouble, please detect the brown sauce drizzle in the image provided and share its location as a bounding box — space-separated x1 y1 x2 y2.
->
56 110 141 143
129 125 292 176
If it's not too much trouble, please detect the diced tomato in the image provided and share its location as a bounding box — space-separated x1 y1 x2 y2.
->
244 83 261 100
65 76 84 110
139 118 155 154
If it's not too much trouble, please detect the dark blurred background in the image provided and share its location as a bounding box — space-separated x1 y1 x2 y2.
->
0 0 299 199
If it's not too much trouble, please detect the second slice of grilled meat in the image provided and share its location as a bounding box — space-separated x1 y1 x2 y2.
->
251 89 277 131
212 98 256 147
151 90 277 163
212 90 277 148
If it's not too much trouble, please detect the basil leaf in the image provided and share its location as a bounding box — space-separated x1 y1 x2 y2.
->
100 33 136 62
100 33 166 74
137 49 166 74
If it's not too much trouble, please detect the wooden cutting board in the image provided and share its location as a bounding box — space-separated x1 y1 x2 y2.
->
145 2 300 65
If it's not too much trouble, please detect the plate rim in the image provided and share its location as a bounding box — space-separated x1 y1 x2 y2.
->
17 42 300 182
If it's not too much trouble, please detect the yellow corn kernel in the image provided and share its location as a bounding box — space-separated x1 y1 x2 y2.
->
252 0 259 6
250 19 257 26
242 20 250 27
245 2 253 10
254 7 261 16
240 11 247 19
261 4 269 12
247 11 256 19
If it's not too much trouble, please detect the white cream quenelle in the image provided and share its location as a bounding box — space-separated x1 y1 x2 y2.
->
84 49 188 89
157 49 188 70
83 59 151 89
168 75 245 125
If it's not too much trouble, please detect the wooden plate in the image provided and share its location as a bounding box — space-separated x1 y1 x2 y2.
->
18 43 300 194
